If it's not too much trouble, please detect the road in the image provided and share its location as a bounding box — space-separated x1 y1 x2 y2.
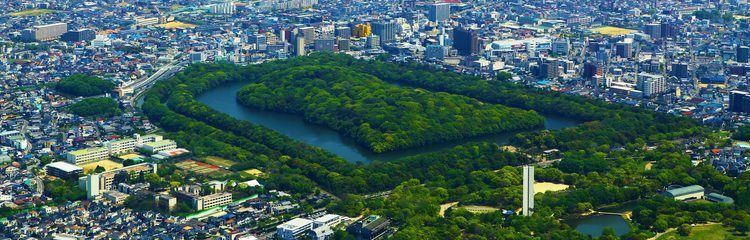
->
32 176 43 195
122 60 187 104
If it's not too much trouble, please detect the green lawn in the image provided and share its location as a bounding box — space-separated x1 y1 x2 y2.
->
657 224 748 240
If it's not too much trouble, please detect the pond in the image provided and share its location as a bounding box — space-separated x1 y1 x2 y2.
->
197 81 581 162
573 214 632 238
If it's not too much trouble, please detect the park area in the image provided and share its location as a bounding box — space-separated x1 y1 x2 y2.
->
9 9 58 17
590 26 636 36
175 159 230 177
656 224 745 240
157 21 197 30
82 159 123 173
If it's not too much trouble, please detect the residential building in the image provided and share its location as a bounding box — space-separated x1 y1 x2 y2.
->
21 23 68 42
637 73 667 97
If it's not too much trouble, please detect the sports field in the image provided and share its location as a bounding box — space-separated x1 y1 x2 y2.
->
590 26 636 36
460 205 499 214
175 159 230 176
9 9 57 17
157 21 197 29
82 159 123 173
203 156 236 168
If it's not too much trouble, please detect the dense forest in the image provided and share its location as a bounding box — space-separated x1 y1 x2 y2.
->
66 97 121 118
140 53 747 239
55 74 115 97
237 65 543 153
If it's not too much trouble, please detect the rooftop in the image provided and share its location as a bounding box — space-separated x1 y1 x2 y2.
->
46 161 83 172
665 185 704 197
277 217 313 230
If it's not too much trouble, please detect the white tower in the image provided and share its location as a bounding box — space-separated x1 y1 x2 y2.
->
522 165 534 216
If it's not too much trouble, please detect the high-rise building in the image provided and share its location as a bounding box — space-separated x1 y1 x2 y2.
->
61 29 95 42
372 21 397 45
294 37 306 56
335 27 351 39
208 2 236 14
615 39 633 59
660 22 676 39
730 91 750 114
315 38 335 52
298 26 315 45
452 27 478 56
337 38 351 51
671 62 689 79
539 58 559 79
352 23 371 38
552 38 570 55
428 3 451 23
583 62 602 79
522 165 534 217
366 35 380 49
425 44 448 61
644 23 661 39
738 46 749 63
637 73 667 97
21 22 68 42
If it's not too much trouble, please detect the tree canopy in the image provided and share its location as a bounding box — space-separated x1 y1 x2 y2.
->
66 97 121 118
237 65 543 153
55 74 115 97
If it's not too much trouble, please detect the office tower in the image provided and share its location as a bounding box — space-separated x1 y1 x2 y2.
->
61 29 96 42
738 46 749 63
522 165 534 217
730 91 750 113
335 27 351 39
315 39 335 52
428 3 450 23
671 62 689 79
21 23 68 42
452 27 478 56
337 38 350 51
372 21 397 45
294 37 306 56
637 73 667 97
298 26 315 45
644 23 661 39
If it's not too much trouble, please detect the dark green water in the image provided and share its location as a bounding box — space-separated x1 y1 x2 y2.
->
573 214 632 238
197 81 581 162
